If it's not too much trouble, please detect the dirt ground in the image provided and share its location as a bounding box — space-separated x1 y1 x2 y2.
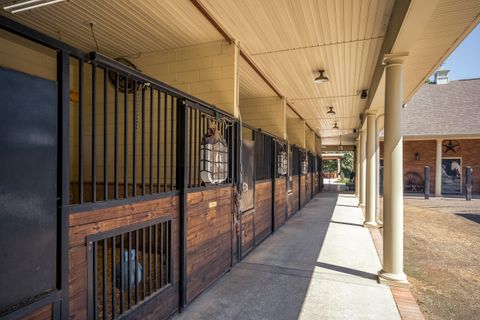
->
381 196 480 320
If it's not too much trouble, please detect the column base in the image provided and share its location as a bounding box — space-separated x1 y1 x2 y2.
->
378 270 409 288
363 221 381 228
358 203 365 208
376 220 384 227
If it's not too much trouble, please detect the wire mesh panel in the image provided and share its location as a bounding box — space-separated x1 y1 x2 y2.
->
87 218 172 320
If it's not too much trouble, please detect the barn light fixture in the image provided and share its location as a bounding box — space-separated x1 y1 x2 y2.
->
277 145 288 176
314 70 329 84
327 106 335 115
333 122 339 129
200 121 228 184
3 0 66 13
359 89 369 99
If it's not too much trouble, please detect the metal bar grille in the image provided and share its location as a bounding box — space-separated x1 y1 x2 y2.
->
87 218 172 320
69 58 180 205
185 103 234 188
255 131 273 181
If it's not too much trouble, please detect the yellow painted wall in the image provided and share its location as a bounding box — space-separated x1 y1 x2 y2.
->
315 135 323 154
306 130 316 154
287 118 305 148
240 96 286 139
128 41 239 117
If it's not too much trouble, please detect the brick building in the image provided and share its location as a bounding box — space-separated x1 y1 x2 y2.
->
381 71 480 195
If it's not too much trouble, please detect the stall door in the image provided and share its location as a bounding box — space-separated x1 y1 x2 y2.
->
0 67 58 314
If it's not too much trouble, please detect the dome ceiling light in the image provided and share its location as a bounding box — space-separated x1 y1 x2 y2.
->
314 70 329 84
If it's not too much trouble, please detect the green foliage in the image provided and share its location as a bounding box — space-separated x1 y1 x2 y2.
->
321 151 354 178
340 151 354 178
323 159 337 172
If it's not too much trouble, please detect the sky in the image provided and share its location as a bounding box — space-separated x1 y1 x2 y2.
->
435 23 480 81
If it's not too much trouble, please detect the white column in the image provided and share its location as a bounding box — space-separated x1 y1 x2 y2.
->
435 139 442 196
355 137 360 196
376 115 384 225
358 129 366 207
337 158 341 177
378 54 408 286
364 112 379 227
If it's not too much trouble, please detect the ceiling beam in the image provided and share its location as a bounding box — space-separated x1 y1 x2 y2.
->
365 0 412 110
189 0 316 133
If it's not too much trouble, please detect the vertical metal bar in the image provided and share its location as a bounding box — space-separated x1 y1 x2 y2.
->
150 88 154 194
79 60 84 203
149 225 152 293
111 236 116 319
135 230 139 304
127 232 131 308
272 140 276 232
157 91 161 193
92 63 97 202
102 239 107 320
124 78 129 198
142 228 146 299
133 82 137 198
103 68 108 201
93 242 98 320
176 99 187 309
169 220 173 284
57 50 70 319
164 93 168 192
155 223 159 290
142 85 146 195
188 108 193 187
194 109 199 186
114 73 119 199
120 233 124 314
197 111 202 185
165 221 171 282
160 222 164 287
170 96 174 191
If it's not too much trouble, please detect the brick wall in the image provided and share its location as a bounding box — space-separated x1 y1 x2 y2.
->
380 139 480 194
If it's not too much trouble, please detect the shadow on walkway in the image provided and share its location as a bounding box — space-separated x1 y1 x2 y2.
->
174 190 399 320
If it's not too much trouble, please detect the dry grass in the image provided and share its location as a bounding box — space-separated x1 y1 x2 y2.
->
381 197 480 320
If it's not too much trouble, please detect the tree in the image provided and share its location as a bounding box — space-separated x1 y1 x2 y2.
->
323 159 337 173
340 151 354 178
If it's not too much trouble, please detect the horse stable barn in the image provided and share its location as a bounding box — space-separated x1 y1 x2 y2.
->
379 70 480 196
0 0 479 319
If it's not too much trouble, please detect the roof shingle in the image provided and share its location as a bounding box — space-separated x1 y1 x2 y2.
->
402 78 480 137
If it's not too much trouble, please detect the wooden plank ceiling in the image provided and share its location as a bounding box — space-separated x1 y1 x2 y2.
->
0 0 223 57
201 0 395 143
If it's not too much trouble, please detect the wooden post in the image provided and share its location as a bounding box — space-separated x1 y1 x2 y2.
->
424 166 430 200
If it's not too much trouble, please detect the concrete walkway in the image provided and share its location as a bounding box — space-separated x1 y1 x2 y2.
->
174 191 400 320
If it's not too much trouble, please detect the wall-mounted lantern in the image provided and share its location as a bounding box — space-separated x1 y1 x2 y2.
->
301 154 308 175
277 145 288 176
200 121 228 184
